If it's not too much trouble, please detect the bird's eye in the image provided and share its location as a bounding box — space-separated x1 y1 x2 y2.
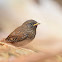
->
30 23 32 25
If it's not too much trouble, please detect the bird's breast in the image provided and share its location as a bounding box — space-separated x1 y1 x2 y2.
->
27 29 36 40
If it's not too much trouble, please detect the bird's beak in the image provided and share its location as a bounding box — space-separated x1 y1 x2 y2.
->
33 23 40 26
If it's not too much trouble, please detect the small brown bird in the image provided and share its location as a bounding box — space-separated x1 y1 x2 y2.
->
5 20 40 47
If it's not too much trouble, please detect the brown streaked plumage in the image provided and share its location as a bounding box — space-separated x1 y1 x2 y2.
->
5 20 39 47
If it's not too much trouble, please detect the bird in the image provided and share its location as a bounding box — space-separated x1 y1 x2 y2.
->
5 20 40 47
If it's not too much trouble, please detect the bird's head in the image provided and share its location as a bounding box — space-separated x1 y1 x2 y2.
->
22 19 40 30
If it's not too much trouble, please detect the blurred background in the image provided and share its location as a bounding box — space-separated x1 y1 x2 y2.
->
0 0 62 40
0 0 62 39
0 0 62 62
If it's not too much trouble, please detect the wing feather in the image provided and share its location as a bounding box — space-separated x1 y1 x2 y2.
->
5 31 28 42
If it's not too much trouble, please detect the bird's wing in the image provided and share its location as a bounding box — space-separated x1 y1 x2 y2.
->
5 32 28 42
